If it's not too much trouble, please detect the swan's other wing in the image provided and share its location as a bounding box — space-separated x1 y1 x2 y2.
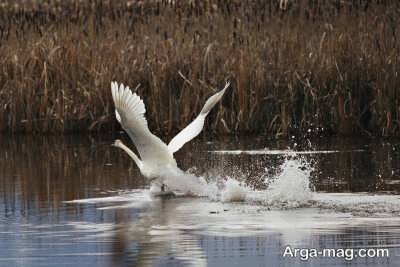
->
111 82 173 162
168 82 230 154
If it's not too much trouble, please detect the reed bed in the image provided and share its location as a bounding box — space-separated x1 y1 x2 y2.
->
0 0 399 137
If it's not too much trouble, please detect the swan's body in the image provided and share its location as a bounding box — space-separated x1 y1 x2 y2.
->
111 81 229 194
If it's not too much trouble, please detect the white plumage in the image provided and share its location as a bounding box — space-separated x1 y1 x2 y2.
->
111 81 230 194
167 82 229 153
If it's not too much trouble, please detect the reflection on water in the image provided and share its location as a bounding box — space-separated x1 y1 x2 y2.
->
1 134 400 266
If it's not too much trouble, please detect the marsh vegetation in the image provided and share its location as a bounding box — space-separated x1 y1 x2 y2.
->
0 0 399 137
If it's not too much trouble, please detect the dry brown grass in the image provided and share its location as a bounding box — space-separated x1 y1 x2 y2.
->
0 0 399 138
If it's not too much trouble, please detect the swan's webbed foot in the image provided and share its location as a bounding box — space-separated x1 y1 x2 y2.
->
150 183 175 197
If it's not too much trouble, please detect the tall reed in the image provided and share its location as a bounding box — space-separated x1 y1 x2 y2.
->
0 0 399 138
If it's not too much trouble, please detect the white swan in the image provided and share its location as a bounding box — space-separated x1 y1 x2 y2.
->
111 81 230 194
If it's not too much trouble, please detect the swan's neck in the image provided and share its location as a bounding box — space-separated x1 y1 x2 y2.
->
115 141 143 170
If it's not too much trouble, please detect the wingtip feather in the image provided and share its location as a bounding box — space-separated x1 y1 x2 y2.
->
111 81 148 127
200 82 229 115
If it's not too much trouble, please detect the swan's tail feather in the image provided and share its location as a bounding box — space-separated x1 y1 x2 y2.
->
200 82 230 115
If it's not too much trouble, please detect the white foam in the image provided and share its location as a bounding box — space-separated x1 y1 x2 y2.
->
220 178 248 202
201 158 314 208
64 189 153 210
313 193 400 215
64 196 131 204
262 158 314 208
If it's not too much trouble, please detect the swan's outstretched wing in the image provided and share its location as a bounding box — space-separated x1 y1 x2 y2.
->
111 82 174 163
168 82 230 154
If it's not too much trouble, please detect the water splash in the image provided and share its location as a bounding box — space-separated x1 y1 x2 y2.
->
202 157 314 208
201 157 400 215
261 158 314 208
220 178 248 202
210 149 364 155
65 156 400 217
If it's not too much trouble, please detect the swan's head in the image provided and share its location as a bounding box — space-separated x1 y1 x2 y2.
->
113 139 123 148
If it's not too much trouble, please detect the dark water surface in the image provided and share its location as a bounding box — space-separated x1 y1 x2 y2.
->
1 134 400 266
